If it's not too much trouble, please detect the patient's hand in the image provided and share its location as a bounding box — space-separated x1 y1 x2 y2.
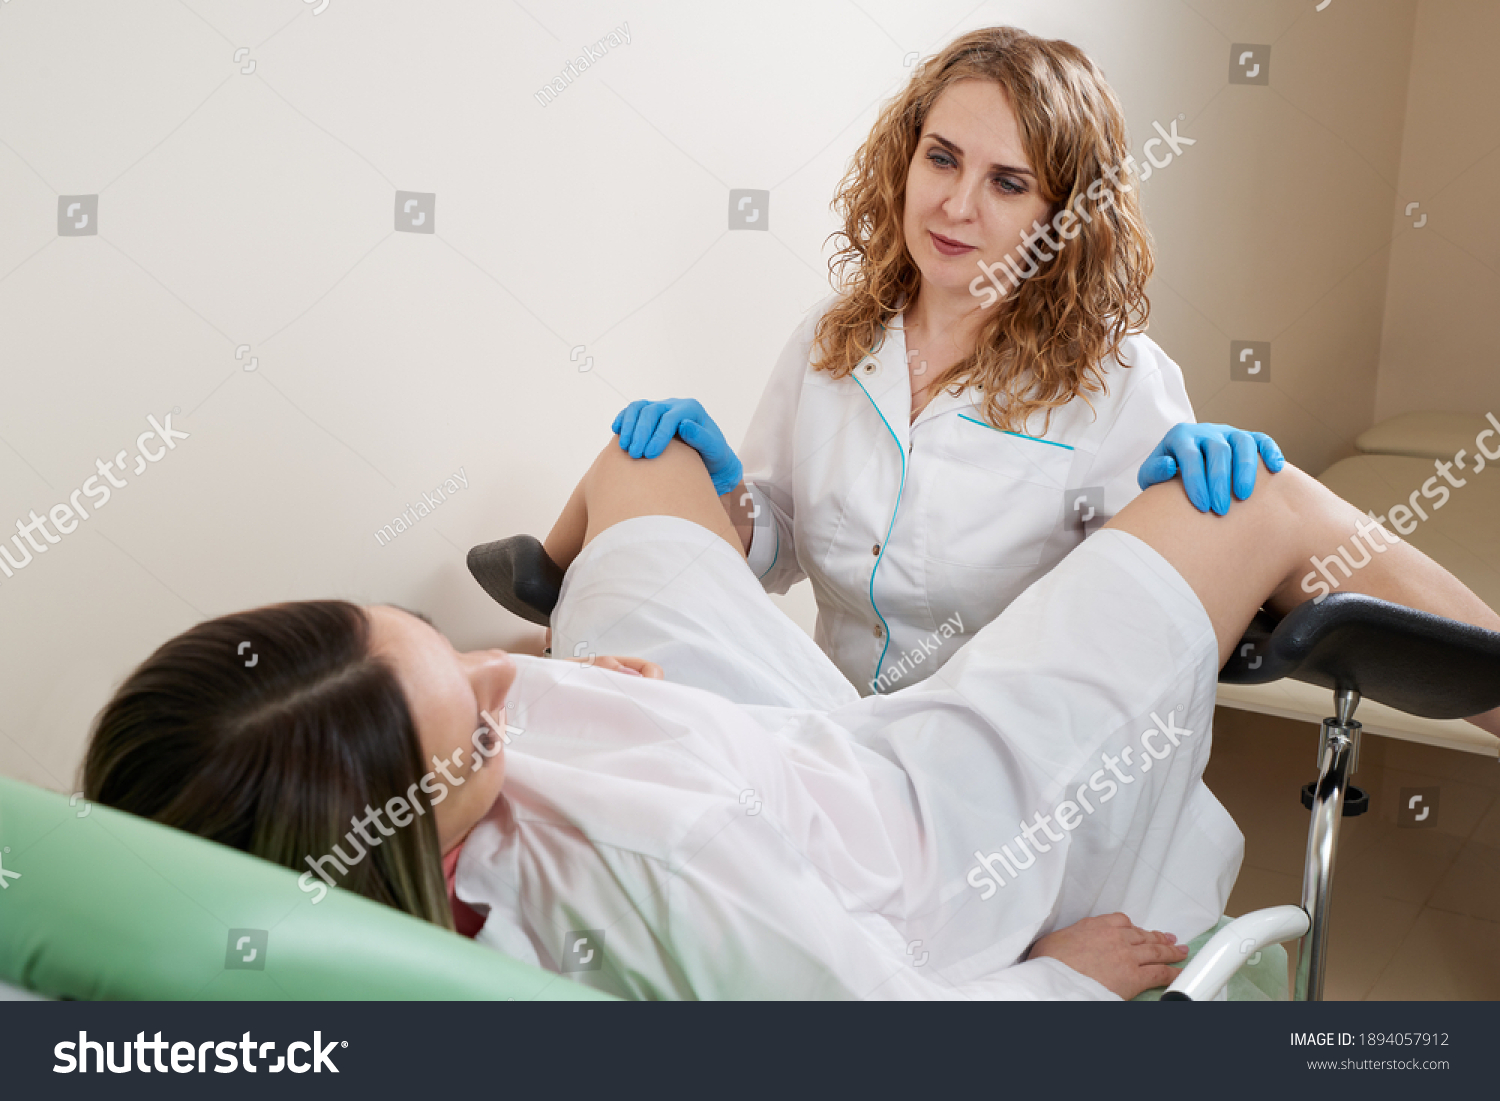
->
564 653 664 679
1026 912 1188 1000
546 630 663 679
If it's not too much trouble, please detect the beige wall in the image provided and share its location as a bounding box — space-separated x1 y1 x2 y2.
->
0 0 1482 788
1373 0 1500 422
1137 0 1418 476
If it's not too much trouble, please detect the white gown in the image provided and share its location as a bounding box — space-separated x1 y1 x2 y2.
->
739 297 1196 695
458 514 1244 1000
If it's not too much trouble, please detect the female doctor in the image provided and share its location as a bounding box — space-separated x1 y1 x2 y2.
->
478 26 1283 698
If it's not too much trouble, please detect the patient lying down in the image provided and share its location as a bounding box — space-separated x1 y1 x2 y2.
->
81 439 1500 1000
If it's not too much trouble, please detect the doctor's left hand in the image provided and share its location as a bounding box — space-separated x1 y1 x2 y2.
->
1137 422 1285 516
612 398 744 496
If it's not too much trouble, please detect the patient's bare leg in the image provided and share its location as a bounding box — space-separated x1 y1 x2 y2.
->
542 437 744 567
1104 463 1500 735
541 479 590 569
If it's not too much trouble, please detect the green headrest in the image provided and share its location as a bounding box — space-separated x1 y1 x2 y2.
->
0 775 609 1000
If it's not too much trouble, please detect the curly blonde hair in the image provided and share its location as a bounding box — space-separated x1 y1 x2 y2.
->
815 26 1153 433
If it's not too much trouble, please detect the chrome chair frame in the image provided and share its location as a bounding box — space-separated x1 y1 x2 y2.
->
1165 593 1500 1002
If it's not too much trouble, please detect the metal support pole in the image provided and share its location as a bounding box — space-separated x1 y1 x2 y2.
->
1294 687 1361 1001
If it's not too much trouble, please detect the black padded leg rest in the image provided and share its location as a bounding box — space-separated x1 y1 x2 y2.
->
1217 592 1500 720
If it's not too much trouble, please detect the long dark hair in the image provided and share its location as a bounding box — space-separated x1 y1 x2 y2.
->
82 600 453 930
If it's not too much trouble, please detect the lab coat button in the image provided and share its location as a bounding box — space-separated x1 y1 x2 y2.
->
874 625 883 639
872 543 881 556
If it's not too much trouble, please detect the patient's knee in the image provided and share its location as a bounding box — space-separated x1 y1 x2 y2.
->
595 434 697 467
589 434 709 488
1260 461 1322 516
653 437 704 469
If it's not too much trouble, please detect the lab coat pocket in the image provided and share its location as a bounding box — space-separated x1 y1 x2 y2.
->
924 416 1076 568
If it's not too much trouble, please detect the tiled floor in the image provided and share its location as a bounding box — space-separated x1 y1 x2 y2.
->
1205 706 1500 1000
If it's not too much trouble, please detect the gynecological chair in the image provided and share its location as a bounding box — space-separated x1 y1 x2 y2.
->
1168 592 1500 1001
0 771 609 1001
1 594 1497 1002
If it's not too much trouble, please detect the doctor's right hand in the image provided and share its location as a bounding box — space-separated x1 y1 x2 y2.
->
1026 912 1189 1000
612 398 744 496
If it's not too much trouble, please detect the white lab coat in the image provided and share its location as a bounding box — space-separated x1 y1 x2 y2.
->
459 517 1243 1001
741 297 1195 695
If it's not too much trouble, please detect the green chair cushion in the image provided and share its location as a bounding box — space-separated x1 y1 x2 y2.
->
0 776 608 1000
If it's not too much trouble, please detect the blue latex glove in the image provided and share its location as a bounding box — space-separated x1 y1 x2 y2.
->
611 398 744 496
1137 422 1286 515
